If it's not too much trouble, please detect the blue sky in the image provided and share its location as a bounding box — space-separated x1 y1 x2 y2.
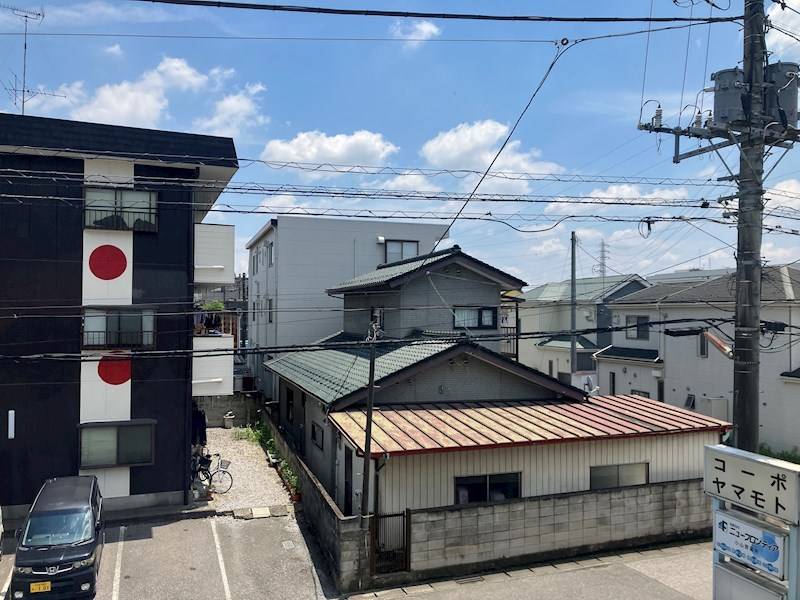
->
3 0 800 287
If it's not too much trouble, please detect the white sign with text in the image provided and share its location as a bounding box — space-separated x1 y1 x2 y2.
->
704 444 800 524
714 509 788 580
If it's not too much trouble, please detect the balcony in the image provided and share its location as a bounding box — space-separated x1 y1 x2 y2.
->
82 309 155 349
192 334 234 397
195 224 234 286
84 188 157 232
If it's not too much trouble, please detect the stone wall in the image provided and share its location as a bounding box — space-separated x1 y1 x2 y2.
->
265 419 367 593
408 479 710 575
196 393 260 427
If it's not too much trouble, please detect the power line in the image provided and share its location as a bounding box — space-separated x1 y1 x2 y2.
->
127 1 741 24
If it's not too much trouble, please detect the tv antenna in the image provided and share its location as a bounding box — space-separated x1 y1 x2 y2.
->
0 4 63 115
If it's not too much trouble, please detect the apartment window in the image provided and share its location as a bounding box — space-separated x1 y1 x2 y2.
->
698 332 708 358
84 188 157 232
286 388 295 425
609 371 616 395
631 389 650 398
83 308 155 348
385 240 418 264
590 463 649 490
79 420 155 468
625 315 650 340
455 473 521 505
311 422 324 450
548 360 554 377
454 306 497 330
267 242 274 266
267 298 273 323
685 394 696 409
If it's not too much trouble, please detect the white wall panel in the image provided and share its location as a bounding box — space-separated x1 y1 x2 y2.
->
80 467 130 498
80 357 131 422
376 430 720 514
192 335 234 396
84 159 134 187
82 229 133 306
195 224 234 285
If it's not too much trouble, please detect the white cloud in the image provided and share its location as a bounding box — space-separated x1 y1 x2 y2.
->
380 173 442 193
420 120 562 194
763 241 799 264
261 130 398 179
209 67 236 91
193 83 268 139
390 19 441 49
529 238 566 256
767 4 800 60
104 43 123 57
4 1 187 26
545 183 689 215
70 57 208 128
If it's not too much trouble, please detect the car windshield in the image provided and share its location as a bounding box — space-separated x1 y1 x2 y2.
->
22 508 93 548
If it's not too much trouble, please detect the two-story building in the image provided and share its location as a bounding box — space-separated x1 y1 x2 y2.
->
518 275 648 386
0 113 238 516
263 247 729 583
595 266 800 450
245 215 448 396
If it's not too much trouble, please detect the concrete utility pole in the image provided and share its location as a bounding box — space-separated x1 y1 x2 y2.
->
638 0 775 453
358 321 379 581
570 231 577 380
732 0 766 453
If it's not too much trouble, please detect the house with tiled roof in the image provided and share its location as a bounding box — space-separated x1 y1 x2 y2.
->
595 266 800 451
517 274 648 385
263 247 729 583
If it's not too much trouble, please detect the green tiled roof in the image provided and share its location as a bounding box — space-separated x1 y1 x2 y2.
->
264 341 456 405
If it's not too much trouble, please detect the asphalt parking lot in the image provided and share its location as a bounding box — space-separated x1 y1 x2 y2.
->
0 515 336 600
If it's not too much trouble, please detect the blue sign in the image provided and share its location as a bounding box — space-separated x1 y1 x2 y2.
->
714 510 787 581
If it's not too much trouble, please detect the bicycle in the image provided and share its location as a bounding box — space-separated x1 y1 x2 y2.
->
195 452 234 494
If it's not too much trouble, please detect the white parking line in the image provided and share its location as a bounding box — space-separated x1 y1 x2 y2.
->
112 525 126 600
210 519 232 600
0 568 12 600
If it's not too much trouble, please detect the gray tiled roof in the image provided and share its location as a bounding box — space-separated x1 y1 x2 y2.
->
614 266 800 305
327 245 527 293
523 275 640 303
537 335 598 350
594 346 661 362
265 341 456 405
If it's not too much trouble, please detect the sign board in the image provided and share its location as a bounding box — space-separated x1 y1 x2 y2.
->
704 444 800 524
714 509 788 580
714 562 787 600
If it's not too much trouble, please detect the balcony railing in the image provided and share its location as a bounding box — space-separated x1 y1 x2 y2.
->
84 208 157 232
499 326 518 358
82 330 155 349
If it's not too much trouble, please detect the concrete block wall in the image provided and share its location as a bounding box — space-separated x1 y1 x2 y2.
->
195 393 260 427
265 419 367 593
409 479 710 574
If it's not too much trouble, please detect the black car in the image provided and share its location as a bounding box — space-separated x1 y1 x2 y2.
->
10 477 104 599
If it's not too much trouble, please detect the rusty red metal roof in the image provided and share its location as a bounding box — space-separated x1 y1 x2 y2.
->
328 394 731 457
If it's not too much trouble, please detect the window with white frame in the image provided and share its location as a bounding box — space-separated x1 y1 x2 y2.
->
79 420 155 468
84 188 157 231
698 331 708 357
454 306 497 329
385 240 418 264
83 308 155 348
625 315 650 340
590 463 649 490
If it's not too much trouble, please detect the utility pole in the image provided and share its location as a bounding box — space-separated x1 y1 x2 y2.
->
359 321 379 582
570 231 577 382
731 0 765 453
638 0 775 452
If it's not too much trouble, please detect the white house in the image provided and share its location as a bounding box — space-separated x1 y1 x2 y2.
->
245 216 448 395
595 266 800 451
517 275 648 386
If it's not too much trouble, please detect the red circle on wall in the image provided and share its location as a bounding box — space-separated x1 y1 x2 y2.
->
97 355 131 385
89 245 127 280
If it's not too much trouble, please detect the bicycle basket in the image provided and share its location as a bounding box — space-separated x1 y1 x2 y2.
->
219 459 231 470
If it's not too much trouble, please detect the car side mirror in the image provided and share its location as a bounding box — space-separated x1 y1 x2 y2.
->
95 521 102 532
14 528 21 540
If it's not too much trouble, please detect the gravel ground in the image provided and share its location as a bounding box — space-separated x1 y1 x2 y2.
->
206 426 291 512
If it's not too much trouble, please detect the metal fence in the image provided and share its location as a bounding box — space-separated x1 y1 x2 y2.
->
373 512 408 574
82 330 155 348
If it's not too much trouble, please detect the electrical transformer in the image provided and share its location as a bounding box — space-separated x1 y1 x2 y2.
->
711 68 745 127
765 61 799 129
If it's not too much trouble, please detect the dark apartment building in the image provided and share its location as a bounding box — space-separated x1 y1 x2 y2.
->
0 113 238 515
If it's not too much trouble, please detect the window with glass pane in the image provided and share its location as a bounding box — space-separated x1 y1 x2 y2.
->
489 473 520 501
80 427 117 468
455 475 487 504
481 308 496 328
84 188 157 231
83 309 155 348
454 307 479 328
402 241 418 258
589 465 619 490
385 240 403 264
117 425 153 465
590 463 649 490
618 463 648 487
83 310 107 347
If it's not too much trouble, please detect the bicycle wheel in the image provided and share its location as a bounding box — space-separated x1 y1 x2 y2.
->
210 469 233 494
